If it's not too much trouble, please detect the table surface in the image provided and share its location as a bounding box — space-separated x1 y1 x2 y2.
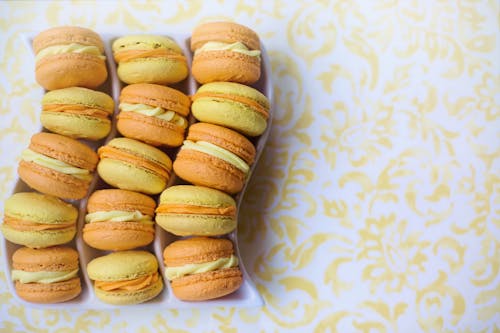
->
0 1 499 332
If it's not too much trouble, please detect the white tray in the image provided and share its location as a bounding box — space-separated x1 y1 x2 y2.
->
1 31 273 309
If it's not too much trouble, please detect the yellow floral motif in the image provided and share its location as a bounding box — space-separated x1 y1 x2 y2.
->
358 214 430 292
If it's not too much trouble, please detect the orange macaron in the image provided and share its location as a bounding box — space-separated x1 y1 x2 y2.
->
33 26 108 90
190 22 261 84
18 132 98 200
163 237 242 301
83 189 156 251
117 83 191 147
11 246 82 303
173 123 256 194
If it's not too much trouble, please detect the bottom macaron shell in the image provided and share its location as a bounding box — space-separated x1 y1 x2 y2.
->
41 112 111 140
173 150 245 195
117 59 188 85
1 224 76 249
94 277 163 305
18 161 90 199
15 277 81 303
117 112 184 147
170 267 242 301
97 159 167 195
191 51 260 85
83 222 154 251
156 214 236 236
36 53 107 90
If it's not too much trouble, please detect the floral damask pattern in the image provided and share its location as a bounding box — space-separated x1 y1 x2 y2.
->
0 0 499 332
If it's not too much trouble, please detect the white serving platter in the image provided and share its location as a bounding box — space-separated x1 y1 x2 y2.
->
1 31 273 309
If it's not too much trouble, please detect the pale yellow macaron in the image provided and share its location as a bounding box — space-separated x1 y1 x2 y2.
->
112 35 188 84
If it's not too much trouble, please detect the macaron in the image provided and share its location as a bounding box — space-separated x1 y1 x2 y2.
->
191 82 270 136
87 250 163 305
163 237 242 301
112 35 188 85
97 137 172 195
11 246 81 303
33 26 107 90
190 22 261 84
41 87 114 140
173 123 255 194
83 189 156 251
156 185 237 236
1 192 77 248
117 83 190 147
18 132 98 200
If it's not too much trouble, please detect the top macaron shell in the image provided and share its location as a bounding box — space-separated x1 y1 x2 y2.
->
1 192 78 248
191 82 270 136
41 87 115 140
113 35 188 85
190 22 261 84
33 26 108 90
18 132 98 200
117 83 191 147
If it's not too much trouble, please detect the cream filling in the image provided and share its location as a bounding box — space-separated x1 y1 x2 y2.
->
21 149 92 181
119 103 187 128
35 43 105 62
195 41 261 58
165 255 238 280
12 269 79 284
85 210 153 223
181 140 249 173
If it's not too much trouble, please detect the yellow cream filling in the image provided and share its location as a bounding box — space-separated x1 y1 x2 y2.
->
12 269 79 284
21 149 92 181
85 210 153 223
119 103 187 128
35 43 105 62
195 41 261 58
165 255 238 280
182 140 249 173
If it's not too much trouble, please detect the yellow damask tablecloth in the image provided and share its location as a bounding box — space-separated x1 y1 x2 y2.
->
0 1 499 332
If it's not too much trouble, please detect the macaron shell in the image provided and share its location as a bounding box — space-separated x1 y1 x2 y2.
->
42 87 114 111
97 158 167 195
83 221 154 251
191 51 260 85
1 224 76 248
4 192 77 223
173 149 246 194
170 267 242 301
93 276 163 305
120 83 191 117
117 111 185 147
112 35 183 53
35 53 107 90
87 189 156 215
156 214 235 236
29 132 98 171
12 246 79 270
18 160 91 199
15 277 81 303
41 112 111 140
190 22 260 51
163 237 234 266
33 26 105 53
117 58 188 85
87 250 158 281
